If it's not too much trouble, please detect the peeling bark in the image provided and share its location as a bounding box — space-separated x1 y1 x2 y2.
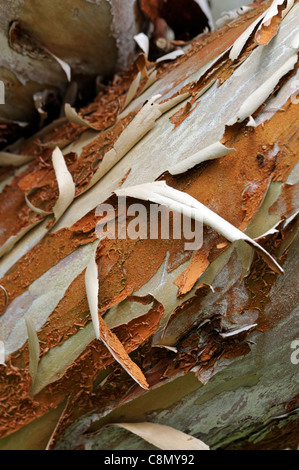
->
0 0 298 450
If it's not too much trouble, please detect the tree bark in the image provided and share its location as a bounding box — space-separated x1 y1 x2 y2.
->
0 0 298 450
0 0 144 123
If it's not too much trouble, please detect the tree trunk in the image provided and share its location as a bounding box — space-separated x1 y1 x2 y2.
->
0 0 144 128
0 0 298 450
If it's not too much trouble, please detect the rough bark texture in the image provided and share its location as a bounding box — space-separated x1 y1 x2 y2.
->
0 0 298 450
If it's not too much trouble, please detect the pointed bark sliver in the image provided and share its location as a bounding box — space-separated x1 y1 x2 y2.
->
85 248 149 391
25 147 76 222
25 316 40 386
105 422 210 450
98 316 149 390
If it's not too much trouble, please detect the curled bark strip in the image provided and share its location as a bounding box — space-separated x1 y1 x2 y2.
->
25 147 75 222
0 152 34 167
169 142 235 175
45 397 71 451
156 49 185 63
123 72 142 109
0 285 8 314
158 92 190 114
115 181 284 274
85 247 149 390
97 316 149 390
219 324 257 338
194 0 214 31
51 146 75 221
255 0 295 46
96 422 209 450
84 95 162 191
230 0 295 60
134 33 150 58
142 69 158 92
25 316 40 387
25 195 49 216
227 54 298 125
65 104 101 131
85 244 100 340
44 49 71 82
229 15 264 61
